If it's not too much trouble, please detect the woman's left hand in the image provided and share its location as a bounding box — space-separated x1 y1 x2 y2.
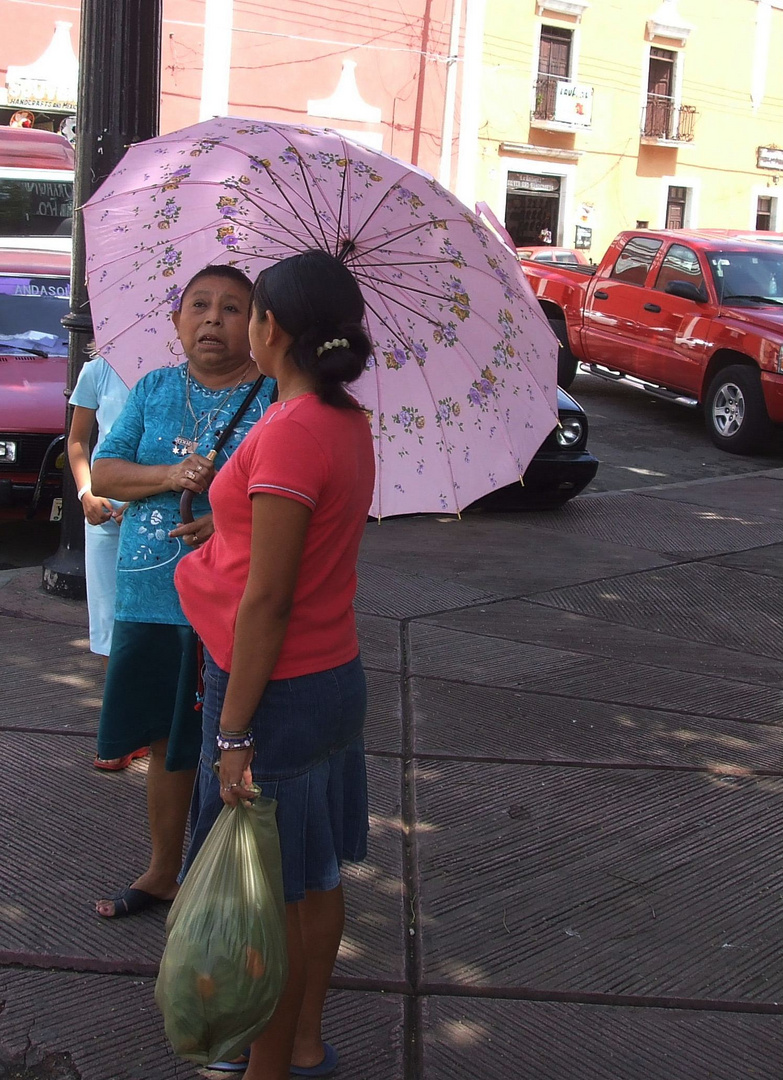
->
169 512 215 548
218 747 255 806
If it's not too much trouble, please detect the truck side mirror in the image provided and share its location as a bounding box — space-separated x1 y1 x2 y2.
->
665 279 708 303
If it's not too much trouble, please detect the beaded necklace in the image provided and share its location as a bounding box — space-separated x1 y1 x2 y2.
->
172 363 253 456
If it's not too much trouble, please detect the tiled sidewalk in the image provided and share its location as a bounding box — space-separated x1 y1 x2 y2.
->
2 472 783 1079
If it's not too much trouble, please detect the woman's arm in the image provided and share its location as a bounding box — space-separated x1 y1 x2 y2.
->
67 406 115 525
91 452 215 501
216 492 312 802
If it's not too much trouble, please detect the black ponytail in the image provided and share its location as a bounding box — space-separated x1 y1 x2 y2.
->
251 250 372 410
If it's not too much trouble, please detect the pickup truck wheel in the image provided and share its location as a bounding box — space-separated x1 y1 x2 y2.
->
704 365 774 455
550 319 578 389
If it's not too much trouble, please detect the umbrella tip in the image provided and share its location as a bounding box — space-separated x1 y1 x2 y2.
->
337 238 356 262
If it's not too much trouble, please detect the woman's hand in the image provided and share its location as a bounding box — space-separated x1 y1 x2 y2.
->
81 491 115 526
166 453 215 494
112 502 129 526
169 512 215 548
217 747 255 806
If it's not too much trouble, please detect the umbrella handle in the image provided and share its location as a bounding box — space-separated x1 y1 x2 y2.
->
179 449 217 525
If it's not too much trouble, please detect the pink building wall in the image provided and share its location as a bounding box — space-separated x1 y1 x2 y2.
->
0 0 460 181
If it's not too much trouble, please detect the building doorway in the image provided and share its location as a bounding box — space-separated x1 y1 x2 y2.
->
505 172 561 246
665 184 687 229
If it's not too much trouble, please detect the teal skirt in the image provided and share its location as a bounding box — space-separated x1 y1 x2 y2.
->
96 620 201 772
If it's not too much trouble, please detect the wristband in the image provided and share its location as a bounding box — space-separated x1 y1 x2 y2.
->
216 731 255 751
77 484 91 501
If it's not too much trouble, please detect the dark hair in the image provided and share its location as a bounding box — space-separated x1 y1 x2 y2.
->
251 250 372 409
179 264 253 308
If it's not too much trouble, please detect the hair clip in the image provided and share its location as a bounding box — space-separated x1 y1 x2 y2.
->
317 337 349 357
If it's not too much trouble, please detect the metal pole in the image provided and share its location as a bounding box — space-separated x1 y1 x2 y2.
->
43 0 162 598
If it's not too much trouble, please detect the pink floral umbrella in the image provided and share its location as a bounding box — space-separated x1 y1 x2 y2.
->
83 117 558 518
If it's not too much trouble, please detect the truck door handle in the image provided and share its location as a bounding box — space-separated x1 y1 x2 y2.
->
644 302 661 313
594 290 609 300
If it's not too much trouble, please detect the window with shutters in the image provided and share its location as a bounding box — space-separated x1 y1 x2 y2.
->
534 26 573 121
757 196 774 231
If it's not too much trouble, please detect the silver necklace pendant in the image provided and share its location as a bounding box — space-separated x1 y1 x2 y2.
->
172 436 198 456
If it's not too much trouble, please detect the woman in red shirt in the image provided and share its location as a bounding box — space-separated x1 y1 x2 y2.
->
175 250 375 1080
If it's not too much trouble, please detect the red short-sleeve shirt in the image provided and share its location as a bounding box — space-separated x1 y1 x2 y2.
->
175 394 375 677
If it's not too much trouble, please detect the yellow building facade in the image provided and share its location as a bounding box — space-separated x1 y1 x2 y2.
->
473 0 783 258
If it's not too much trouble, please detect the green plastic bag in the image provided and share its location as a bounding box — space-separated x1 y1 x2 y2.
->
155 795 288 1064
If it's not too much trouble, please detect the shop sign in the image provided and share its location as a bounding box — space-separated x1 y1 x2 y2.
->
757 146 783 171
554 83 593 128
574 225 592 249
6 78 76 111
507 172 561 195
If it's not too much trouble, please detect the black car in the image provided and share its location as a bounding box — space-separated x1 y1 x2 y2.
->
468 386 599 511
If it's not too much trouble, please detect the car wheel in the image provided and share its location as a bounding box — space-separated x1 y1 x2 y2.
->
704 365 774 455
549 319 578 389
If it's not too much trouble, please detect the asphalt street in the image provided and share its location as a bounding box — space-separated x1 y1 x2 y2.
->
2 369 783 571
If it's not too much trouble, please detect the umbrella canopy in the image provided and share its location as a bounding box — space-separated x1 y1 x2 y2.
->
83 117 558 518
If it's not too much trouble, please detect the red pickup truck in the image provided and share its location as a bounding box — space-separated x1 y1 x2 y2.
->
521 230 783 454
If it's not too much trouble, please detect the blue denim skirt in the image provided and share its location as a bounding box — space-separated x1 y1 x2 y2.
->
183 651 369 903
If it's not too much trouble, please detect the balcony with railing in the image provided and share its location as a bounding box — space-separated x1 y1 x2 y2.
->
531 75 593 131
640 94 696 144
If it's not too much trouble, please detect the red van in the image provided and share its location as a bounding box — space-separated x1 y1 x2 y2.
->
0 248 71 509
0 128 74 512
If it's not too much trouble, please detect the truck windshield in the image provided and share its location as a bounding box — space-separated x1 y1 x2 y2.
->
708 250 783 305
0 178 73 237
0 276 70 356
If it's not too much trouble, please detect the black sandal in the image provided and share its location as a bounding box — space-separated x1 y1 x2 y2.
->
96 886 172 918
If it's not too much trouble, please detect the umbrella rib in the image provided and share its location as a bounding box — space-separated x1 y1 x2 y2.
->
334 135 350 257
247 169 328 252
289 154 332 251
360 293 417 352
351 220 450 261
351 271 445 328
362 272 464 515
339 162 433 250
231 184 326 236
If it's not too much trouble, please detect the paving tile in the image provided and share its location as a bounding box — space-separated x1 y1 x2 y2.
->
421 998 783 1080
0 733 404 984
357 612 401 672
337 756 406 983
407 624 783 723
419 599 783 689
0 567 88 627
414 759 783 1001
365 668 402 754
639 476 783 522
531 562 783 662
0 969 404 1080
0 614 102 730
356 559 502 618
712 543 783 582
513 492 783 557
411 677 783 771
359 515 671 599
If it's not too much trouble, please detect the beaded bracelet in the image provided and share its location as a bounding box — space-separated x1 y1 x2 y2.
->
216 731 254 751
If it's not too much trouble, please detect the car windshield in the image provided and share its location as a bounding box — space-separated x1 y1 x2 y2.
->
708 250 783 305
0 275 70 356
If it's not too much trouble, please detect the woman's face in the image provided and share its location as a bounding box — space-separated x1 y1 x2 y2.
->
172 277 252 373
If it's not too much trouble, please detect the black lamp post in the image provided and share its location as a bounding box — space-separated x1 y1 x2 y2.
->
43 0 162 597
